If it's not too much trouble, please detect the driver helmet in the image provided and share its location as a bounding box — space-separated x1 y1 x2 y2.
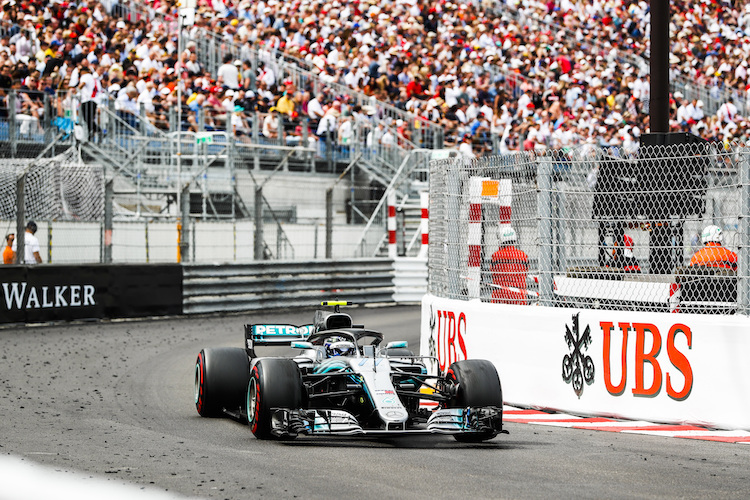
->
701 225 722 244
324 337 356 357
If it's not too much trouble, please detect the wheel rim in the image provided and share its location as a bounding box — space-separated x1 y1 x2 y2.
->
247 379 257 423
194 360 202 406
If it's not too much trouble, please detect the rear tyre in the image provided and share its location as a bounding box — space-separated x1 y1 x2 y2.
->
445 359 503 442
195 348 249 417
248 358 304 439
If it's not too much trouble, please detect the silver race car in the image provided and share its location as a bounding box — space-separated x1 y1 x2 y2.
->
195 301 506 441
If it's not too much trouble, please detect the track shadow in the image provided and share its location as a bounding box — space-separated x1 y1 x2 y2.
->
278 434 542 450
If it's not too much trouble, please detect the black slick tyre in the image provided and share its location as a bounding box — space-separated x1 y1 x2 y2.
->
247 358 304 439
195 347 249 417
445 359 503 442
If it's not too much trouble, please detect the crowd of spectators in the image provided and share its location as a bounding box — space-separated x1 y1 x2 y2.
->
2 0 750 154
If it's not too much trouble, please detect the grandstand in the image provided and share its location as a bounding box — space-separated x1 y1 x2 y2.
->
1 0 749 262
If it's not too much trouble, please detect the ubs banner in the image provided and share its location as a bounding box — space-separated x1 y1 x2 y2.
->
421 293 750 430
0 265 182 324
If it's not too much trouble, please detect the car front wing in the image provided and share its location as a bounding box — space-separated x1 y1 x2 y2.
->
269 406 505 438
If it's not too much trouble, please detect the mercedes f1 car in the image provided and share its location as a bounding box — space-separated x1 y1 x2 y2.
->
194 302 506 441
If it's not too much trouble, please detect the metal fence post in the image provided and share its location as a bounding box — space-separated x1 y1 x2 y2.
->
446 162 462 297
227 132 236 218
43 94 52 144
302 116 311 172
554 185 568 273
107 97 116 147
47 224 52 263
739 148 750 315
276 224 282 259
145 221 150 263
254 186 263 260
103 179 113 263
325 187 333 258
15 171 25 263
252 111 260 171
181 183 191 263
9 90 17 158
537 154 554 306
278 114 286 149
326 128 333 173
139 102 147 135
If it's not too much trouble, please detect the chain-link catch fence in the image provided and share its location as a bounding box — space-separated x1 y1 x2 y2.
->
428 139 749 315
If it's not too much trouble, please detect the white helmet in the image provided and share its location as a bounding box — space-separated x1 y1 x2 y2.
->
500 226 517 245
324 337 356 357
701 225 722 244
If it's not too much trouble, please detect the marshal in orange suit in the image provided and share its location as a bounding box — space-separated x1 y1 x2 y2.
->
689 225 737 270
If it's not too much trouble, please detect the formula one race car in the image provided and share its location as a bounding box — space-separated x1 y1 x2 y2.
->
194 301 506 441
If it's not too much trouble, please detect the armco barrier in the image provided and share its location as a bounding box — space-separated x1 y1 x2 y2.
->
183 259 398 314
1 259 426 323
421 293 750 430
392 258 428 303
0 264 182 324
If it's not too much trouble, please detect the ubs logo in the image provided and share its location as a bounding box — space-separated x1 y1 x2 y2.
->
429 305 467 372
562 313 595 398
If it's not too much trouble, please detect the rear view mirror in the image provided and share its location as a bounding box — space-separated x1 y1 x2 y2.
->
291 341 313 349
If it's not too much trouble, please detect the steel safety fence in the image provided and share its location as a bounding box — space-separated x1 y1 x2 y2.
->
428 140 749 315
0 89 72 159
182 259 396 313
0 137 397 263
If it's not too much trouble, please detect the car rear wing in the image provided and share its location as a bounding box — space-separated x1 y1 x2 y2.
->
244 324 314 357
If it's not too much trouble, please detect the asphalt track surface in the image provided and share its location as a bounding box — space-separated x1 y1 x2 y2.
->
2 305 749 499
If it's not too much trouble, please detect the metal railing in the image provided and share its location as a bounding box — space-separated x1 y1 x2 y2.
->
188 28 445 151
354 149 449 257
182 259 396 313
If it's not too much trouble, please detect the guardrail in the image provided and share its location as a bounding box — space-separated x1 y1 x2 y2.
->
1 258 428 323
183 259 398 314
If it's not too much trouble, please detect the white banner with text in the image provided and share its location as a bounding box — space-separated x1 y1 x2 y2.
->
420 294 750 430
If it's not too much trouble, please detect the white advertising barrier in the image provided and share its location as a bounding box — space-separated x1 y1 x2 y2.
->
420 293 750 430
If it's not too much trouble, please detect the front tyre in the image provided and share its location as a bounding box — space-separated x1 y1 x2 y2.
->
248 358 304 439
195 348 250 417
445 359 503 442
